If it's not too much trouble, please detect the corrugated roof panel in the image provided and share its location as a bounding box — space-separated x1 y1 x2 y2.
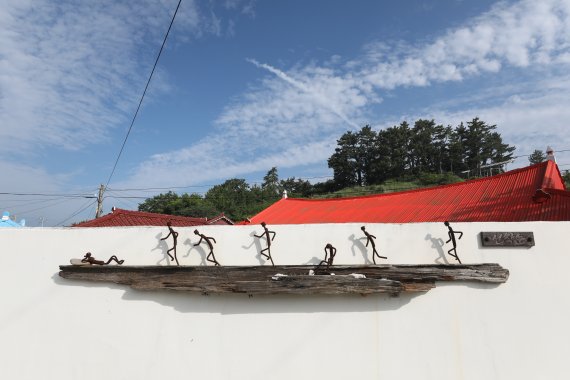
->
248 161 570 224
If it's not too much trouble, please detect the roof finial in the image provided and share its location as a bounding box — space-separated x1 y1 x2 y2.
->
282 190 288 199
546 146 556 163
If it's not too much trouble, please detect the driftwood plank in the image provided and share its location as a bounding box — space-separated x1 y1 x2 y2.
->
58 264 507 296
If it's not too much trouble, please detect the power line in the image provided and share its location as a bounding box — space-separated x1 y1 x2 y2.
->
55 199 97 227
0 192 96 198
14 198 73 215
104 0 183 190
106 175 335 193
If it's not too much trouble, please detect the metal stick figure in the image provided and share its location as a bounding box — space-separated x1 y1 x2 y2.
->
316 243 337 270
444 221 463 264
254 221 276 266
194 229 220 266
81 252 124 265
360 226 387 264
160 222 179 266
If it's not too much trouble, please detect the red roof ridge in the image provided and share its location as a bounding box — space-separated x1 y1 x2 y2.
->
109 208 207 222
206 213 235 225
73 208 211 227
541 160 567 190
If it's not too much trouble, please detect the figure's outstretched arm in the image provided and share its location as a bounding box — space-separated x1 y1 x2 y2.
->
160 231 172 241
253 233 262 238
210 237 217 244
365 238 370 247
457 231 464 239
445 233 452 244
270 231 276 240
194 236 204 246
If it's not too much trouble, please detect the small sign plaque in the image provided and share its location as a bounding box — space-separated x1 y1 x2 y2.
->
480 232 535 247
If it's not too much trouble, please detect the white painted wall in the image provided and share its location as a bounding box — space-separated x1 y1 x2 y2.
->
0 222 568 380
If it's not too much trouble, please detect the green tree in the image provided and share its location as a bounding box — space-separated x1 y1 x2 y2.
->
205 179 253 221
138 191 180 214
461 118 515 176
280 177 313 197
327 130 361 188
175 193 220 218
138 191 219 218
262 167 280 196
382 121 412 178
528 150 546 165
409 119 446 174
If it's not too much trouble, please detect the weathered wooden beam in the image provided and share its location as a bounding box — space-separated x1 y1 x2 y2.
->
58 264 507 296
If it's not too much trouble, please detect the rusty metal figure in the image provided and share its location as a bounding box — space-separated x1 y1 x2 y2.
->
194 229 220 266
81 252 124 265
444 221 463 264
360 226 387 264
316 243 337 270
254 221 276 266
160 221 179 266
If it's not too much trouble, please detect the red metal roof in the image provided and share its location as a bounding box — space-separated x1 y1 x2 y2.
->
247 161 570 224
73 208 233 227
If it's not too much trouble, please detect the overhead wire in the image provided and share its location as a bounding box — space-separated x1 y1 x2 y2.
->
0 192 96 198
14 198 74 216
103 0 183 190
55 199 98 227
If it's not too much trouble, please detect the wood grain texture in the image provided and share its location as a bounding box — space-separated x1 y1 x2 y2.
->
58 264 508 296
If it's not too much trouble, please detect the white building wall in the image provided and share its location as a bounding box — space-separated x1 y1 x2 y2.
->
0 222 568 380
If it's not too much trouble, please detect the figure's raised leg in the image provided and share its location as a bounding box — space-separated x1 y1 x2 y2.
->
374 249 387 262
447 248 461 264
166 248 175 262
207 252 220 266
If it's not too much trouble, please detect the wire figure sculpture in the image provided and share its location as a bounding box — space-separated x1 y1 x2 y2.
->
81 252 124 265
160 221 179 266
194 229 220 266
360 226 387 264
316 243 337 271
254 221 276 266
444 221 463 264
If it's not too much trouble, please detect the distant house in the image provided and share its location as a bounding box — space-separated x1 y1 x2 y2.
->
73 208 233 227
245 161 570 224
0 211 25 228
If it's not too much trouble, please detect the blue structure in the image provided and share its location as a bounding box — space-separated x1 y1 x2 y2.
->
0 212 25 228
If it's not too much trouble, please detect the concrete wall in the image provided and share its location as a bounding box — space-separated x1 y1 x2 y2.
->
0 222 568 379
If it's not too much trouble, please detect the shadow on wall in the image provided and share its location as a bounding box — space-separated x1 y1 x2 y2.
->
52 272 422 314
425 233 449 264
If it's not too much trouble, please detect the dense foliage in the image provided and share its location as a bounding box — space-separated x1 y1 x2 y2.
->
138 168 315 221
328 118 515 188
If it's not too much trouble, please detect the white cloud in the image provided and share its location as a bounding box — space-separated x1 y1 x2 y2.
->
125 0 570 188
360 0 570 87
0 0 255 224
0 0 236 154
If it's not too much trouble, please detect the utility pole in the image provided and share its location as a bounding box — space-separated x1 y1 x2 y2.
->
95 184 105 218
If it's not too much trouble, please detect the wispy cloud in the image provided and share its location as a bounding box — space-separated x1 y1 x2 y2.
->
126 0 570 187
0 0 241 155
0 0 254 224
357 0 570 88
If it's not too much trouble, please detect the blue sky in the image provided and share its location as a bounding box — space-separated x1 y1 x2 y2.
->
1 0 570 226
